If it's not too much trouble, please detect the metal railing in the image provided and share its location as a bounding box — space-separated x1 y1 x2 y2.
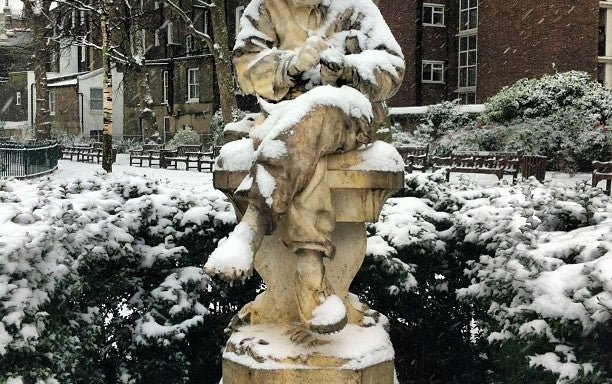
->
0 141 61 179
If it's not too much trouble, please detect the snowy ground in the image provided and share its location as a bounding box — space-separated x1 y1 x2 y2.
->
52 154 214 188
48 154 591 189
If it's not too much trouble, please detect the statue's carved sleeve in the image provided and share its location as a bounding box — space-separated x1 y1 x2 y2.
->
341 10 406 103
233 4 295 102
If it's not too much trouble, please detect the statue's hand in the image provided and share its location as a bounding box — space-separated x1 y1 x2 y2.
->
289 36 327 76
320 50 346 85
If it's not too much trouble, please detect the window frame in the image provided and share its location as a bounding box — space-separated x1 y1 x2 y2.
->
167 22 174 45
459 0 478 32
48 91 56 116
187 68 200 102
235 6 245 37
422 60 445 83
457 34 477 90
185 34 193 54
163 70 169 104
90 87 104 111
423 3 445 27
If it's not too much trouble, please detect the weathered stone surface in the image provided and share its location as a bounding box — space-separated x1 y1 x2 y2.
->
223 359 395 384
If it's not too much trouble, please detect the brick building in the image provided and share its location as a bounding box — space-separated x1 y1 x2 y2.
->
380 0 600 107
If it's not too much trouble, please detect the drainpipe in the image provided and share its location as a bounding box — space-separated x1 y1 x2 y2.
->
78 92 84 137
30 82 35 129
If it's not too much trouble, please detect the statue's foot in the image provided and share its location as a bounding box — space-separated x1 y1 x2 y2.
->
204 221 256 282
286 324 330 346
296 274 348 334
308 294 348 334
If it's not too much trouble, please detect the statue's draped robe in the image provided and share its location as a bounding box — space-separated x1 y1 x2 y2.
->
232 0 405 256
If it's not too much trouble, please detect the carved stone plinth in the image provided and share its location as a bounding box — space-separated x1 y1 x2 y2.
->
213 141 404 384
224 354 395 384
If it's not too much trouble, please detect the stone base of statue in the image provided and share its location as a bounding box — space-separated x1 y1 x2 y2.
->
213 140 404 384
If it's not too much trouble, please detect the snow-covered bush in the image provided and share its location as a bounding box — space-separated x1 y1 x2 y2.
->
354 173 612 383
457 180 611 384
166 127 200 149
0 172 259 383
484 71 612 124
411 100 474 144
436 109 611 172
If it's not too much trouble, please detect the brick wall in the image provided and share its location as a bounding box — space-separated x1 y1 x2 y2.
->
379 0 417 107
379 0 600 106
0 72 28 122
49 85 80 136
477 0 599 102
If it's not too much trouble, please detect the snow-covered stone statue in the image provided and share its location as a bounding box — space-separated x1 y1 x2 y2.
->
206 0 405 381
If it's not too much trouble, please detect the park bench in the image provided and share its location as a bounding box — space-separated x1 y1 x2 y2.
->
195 146 221 172
129 144 162 167
432 151 521 181
165 145 202 170
395 144 429 173
592 161 612 195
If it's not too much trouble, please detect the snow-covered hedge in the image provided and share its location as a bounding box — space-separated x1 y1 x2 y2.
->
0 172 260 384
484 71 612 124
2 171 611 384
360 172 611 383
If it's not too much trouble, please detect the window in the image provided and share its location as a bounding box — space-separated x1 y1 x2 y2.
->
422 61 444 83
187 68 200 101
163 115 170 142
459 0 478 31
458 92 476 104
90 87 103 111
185 35 193 54
167 22 174 44
16 92 21 106
141 28 146 52
154 1 160 9
423 4 444 27
81 44 86 63
235 6 245 36
458 34 477 88
204 11 209 35
163 70 169 104
48 91 56 116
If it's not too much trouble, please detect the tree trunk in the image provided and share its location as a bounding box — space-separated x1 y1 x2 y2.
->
101 0 113 172
210 0 239 124
28 0 52 140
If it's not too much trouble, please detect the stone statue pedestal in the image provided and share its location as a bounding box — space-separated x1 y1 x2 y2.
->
214 141 404 384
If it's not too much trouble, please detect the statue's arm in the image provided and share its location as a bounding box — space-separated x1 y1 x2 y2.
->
232 5 295 102
345 48 406 103
334 10 406 103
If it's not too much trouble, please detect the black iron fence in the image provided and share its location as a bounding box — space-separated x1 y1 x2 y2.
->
0 141 61 179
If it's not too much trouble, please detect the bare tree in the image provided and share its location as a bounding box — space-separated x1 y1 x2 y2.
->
23 0 54 140
163 0 239 124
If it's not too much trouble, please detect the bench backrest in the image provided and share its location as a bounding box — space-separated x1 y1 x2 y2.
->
593 161 612 173
176 144 202 156
143 144 162 152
